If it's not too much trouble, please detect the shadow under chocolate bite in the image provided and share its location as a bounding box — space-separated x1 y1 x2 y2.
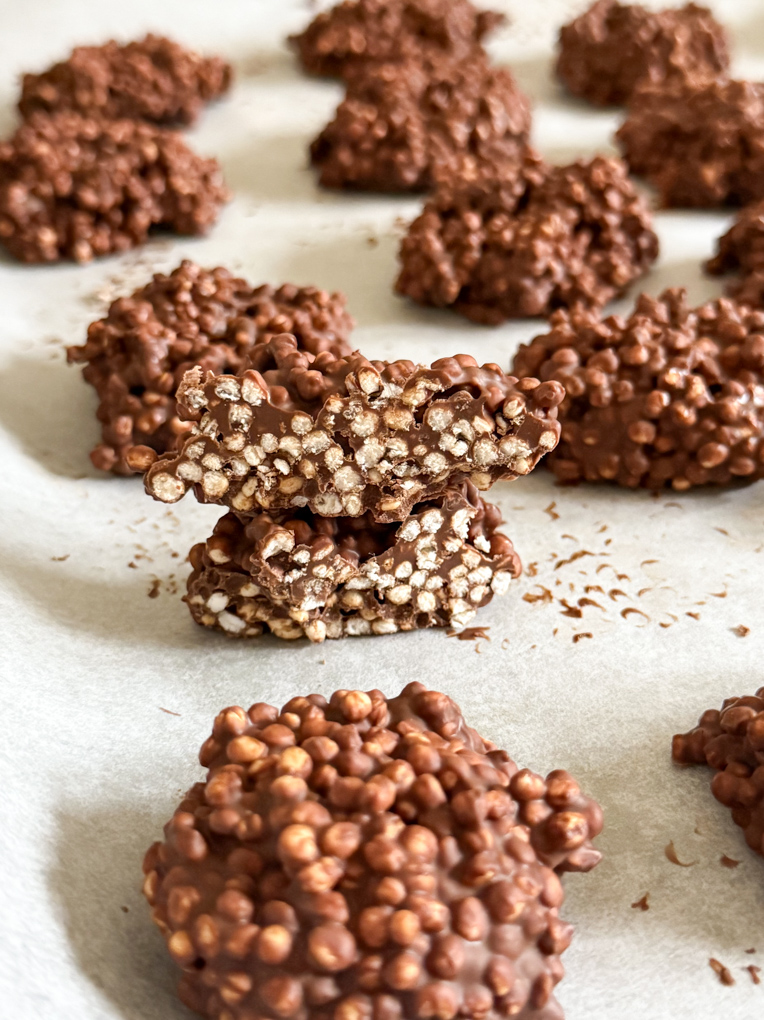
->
0 354 101 478
49 804 188 1020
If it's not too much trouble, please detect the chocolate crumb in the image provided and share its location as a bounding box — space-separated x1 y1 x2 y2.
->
686 612 701 621
637 587 652 597
710 590 727 598
709 958 735 986
448 626 491 642
714 527 730 536
608 588 628 601
573 632 593 643
641 558 658 566
159 707 181 717
732 625 750 637
621 607 649 623
720 855 740 869
554 550 595 570
544 501 560 520
50 554 70 562
148 579 161 599
121 905 129 913
664 841 697 867
527 562 538 576
746 965 761 985
559 600 583 619
631 893 650 911
577 597 604 611
128 562 137 569
745 949 757 955
523 587 554 605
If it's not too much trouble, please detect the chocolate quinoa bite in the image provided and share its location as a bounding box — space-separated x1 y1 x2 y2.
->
138 333 564 521
556 0 729 107
396 154 658 324
309 52 531 193
290 0 503 80
186 484 520 641
19 34 232 126
511 288 764 490
673 688 764 858
143 683 603 1020
706 200 764 307
67 262 354 475
616 78 764 208
0 112 227 264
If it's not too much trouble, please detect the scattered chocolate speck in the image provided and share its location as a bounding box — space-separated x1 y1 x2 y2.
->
714 527 729 536
159 707 181 717
128 561 137 569
746 965 761 985
578 597 604 610
585 584 604 594
621 607 649 623
559 599 583 619
561 533 576 541
121 905 129 913
637 587 652 597
686 612 701 621
526 561 538 576
448 626 491 642
665 841 697 867
745 949 757 955
608 588 628 601
319 660 326 665
597 524 608 533
732 625 750 638
573 632 593 643
709 958 735 986
710 590 727 598
501 638 510 650
641 558 658 566
631 893 650 911
366 236 379 248
523 586 553 604
604 538 612 546
50 554 70 561
544 501 559 521
720 855 740 869
555 550 594 570
148 579 161 599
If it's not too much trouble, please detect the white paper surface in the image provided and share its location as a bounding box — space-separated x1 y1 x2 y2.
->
1 1 764 1017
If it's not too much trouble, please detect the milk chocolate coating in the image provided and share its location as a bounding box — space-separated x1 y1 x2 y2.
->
290 0 503 80
616 78 764 208
67 262 354 475
556 0 729 107
396 154 658 323
186 484 520 641
0 113 227 264
140 333 564 521
673 688 764 858
143 682 603 1020
309 53 531 193
706 200 764 307
19 34 232 126
511 288 764 489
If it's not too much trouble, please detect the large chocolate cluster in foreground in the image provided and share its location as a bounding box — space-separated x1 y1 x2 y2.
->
511 289 764 490
673 688 764 858
144 683 603 1020
68 261 354 474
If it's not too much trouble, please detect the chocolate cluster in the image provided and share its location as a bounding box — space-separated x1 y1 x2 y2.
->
186 484 521 641
68 261 354 474
143 683 603 1020
673 688 764 858
706 201 764 308
19 34 232 126
139 333 564 520
309 53 531 192
290 0 503 80
0 113 227 263
556 0 729 107
511 288 764 489
616 78 764 208
396 154 658 323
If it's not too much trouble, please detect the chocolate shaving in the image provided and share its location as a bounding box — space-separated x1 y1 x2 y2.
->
523 587 554 605
159 707 181 717
747 965 761 985
448 626 491 642
709 958 735 986
544 501 560 520
664 841 697 867
631 893 650 911
621 607 649 623
554 550 595 570
732 625 750 637
148 579 161 599
573 632 593 643
720 855 740 869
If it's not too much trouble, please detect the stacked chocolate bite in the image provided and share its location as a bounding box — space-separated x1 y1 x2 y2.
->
124 320 563 641
144 682 603 1020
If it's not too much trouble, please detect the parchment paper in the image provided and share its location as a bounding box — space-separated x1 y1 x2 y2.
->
1 1 764 1017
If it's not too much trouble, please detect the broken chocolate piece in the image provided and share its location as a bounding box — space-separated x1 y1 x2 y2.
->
143 682 603 1020
0 113 227 264
141 333 564 521
310 52 531 192
67 262 354 475
557 0 729 107
396 154 658 323
186 484 520 641
290 0 503 79
19 34 232 126
512 288 764 489
617 78 764 208
673 688 764 859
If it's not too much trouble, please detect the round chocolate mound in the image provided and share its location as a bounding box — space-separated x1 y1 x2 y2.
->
0 112 228 264
556 0 729 107
396 154 658 323
511 288 764 489
616 78 764 208
673 687 764 858
706 200 764 308
143 683 602 1020
18 34 232 126
290 0 503 80
67 261 354 475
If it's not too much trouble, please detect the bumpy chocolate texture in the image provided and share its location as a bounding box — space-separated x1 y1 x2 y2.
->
309 53 531 192
186 484 520 641
706 201 764 308
556 0 729 107
511 288 764 489
673 688 764 858
290 0 503 79
19 34 232 126
143 683 603 1020
616 79 764 208
141 333 564 521
0 113 227 264
396 154 659 323
67 262 354 475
